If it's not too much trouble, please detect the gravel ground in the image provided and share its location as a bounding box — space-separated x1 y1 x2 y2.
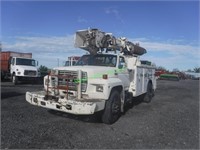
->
1 79 199 149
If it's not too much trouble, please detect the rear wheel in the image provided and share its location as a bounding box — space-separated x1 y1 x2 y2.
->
143 82 154 103
12 74 18 85
1 71 5 80
102 90 121 124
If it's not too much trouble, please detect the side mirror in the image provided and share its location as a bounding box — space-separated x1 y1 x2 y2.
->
11 58 15 65
118 62 125 69
118 65 123 69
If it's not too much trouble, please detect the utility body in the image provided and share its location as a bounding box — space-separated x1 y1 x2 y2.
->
26 29 156 124
1 51 39 84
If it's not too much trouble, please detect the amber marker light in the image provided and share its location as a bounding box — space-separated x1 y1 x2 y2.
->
102 74 108 79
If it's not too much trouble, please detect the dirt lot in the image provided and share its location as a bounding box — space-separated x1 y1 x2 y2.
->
1 79 199 149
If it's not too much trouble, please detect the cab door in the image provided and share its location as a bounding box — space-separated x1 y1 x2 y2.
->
117 56 130 90
10 57 16 74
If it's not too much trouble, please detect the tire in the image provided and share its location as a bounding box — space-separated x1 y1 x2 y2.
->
12 74 18 85
1 72 5 80
102 90 121 124
143 82 154 103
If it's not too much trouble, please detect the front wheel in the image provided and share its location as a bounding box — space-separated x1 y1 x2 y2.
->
1 72 5 80
12 74 18 85
102 90 121 124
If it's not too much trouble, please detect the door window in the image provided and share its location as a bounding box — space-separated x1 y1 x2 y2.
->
118 57 125 69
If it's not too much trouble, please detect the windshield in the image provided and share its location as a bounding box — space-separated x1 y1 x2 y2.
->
76 54 117 67
16 58 36 66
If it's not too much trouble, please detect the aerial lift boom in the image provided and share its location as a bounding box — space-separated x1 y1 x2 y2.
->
74 28 147 55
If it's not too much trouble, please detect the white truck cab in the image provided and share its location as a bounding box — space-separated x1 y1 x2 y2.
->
10 57 39 84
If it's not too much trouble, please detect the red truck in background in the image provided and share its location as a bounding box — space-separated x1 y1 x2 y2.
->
155 70 166 79
65 56 80 66
155 69 187 81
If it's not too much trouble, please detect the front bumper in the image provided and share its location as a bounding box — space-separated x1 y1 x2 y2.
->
18 76 40 81
26 91 105 115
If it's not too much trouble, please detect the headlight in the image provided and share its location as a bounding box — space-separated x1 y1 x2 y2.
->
51 77 56 86
81 72 87 92
44 77 50 86
96 85 103 92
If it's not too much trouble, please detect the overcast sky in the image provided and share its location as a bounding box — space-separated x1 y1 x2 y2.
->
1 1 199 71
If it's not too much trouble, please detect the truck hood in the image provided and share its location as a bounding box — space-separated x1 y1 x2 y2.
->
16 65 38 71
54 66 117 78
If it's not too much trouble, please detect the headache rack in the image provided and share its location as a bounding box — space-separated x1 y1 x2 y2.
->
45 70 87 100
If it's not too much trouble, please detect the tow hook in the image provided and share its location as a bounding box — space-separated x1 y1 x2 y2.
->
66 104 72 110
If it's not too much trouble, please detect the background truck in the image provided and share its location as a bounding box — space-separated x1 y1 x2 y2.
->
1 51 40 84
65 56 80 66
26 28 156 124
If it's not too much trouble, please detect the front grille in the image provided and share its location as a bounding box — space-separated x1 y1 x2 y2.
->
51 70 87 92
24 70 37 76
